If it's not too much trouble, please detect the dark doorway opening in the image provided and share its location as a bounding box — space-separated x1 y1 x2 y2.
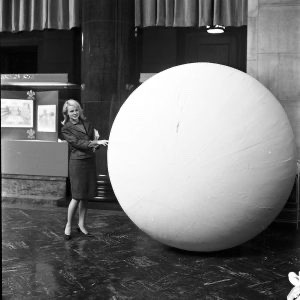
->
1 46 38 74
139 26 247 76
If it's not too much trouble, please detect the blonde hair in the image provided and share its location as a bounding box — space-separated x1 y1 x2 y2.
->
62 99 86 125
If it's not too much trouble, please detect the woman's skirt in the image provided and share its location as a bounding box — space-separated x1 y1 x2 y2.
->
69 157 97 200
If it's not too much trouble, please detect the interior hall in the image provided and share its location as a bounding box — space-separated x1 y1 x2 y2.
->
1 0 300 299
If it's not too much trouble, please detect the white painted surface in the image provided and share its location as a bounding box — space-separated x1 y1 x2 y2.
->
108 63 297 251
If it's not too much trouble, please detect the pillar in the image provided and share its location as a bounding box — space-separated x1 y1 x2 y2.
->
81 0 136 176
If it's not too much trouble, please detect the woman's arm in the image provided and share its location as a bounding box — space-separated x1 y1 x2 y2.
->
90 125 108 147
62 127 94 150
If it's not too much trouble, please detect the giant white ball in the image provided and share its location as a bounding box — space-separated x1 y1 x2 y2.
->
108 63 296 251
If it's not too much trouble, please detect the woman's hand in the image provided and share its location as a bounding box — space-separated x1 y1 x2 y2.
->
97 140 109 146
90 130 107 151
89 139 109 148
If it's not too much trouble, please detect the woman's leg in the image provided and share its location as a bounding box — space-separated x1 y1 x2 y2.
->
64 198 79 235
78 200 89 234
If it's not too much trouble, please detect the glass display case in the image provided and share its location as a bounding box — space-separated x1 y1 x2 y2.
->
1 74 80 206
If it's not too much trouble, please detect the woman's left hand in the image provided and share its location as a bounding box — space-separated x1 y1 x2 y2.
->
97 140 109 146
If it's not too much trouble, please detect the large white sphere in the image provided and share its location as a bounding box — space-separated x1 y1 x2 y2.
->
108 63 296 251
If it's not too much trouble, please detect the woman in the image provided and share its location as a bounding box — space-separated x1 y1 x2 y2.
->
61 99 108 240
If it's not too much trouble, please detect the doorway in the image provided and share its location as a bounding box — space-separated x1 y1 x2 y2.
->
139 26 247 77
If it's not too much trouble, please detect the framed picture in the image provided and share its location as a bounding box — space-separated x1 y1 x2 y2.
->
1 98 34 128
37 105 56 132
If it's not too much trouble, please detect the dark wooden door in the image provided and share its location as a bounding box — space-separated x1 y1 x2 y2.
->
177 27 247 72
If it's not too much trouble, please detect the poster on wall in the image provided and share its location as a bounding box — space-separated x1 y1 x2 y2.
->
1 98 34 128
37 105 56 132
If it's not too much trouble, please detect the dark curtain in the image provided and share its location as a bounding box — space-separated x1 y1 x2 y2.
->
0 0 80 32
135 0 247 27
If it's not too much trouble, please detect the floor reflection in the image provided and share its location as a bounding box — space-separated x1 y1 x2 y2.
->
2 205 300 299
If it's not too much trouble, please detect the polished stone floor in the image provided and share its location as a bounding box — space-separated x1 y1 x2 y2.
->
2 204 300 299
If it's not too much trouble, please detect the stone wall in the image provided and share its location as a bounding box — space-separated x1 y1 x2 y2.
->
247 0 300 159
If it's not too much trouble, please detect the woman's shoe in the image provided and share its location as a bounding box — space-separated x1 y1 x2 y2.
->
65 234 72 240
64 223 72 240
77 226 94 237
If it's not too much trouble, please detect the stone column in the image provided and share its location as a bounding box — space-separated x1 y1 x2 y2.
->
81 0 136 175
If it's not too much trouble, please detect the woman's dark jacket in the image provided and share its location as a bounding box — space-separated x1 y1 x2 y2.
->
61 120 95 160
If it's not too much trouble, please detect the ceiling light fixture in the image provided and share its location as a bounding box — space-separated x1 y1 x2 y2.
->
206 25 225 34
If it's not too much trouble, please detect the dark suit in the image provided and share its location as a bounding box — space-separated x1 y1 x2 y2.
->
61 119 97 200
